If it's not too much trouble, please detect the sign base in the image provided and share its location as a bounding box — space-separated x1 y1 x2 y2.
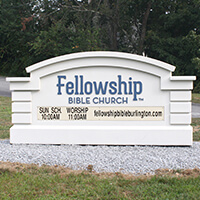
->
10 125 193 146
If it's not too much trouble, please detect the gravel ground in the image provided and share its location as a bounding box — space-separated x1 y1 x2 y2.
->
1 140 200 174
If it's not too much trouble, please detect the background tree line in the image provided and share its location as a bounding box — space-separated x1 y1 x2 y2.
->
0 0 200 91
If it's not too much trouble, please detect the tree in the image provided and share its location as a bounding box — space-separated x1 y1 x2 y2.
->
145 0 200 88
30 0 104 62
1 0 200 93
0 0 38 76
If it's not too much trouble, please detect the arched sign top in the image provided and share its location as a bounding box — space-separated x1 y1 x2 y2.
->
26 51 176 74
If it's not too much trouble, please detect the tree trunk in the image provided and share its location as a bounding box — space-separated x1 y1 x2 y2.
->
110 0 119 50
111 20 118 50
138 1 152 55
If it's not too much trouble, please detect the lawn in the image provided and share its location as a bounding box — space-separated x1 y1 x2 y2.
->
0 96 12 139
0 162 200 199
192 93 200 104
192 118 200 141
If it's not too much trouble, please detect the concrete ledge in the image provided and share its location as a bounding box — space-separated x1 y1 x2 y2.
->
10 125 193 146
170 76 196 81
6 77 31 82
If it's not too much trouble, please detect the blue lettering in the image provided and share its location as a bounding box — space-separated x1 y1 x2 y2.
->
85 81 93 95
68 97 73 104
75 75 79 95
57 75 143 101
133 81 143 101
80 75 84 95
118 75 128 95
116 97 121 104
128 77 133 94
57 76 66 95
93 81 108 95
93 97 98 104
111 97 116 104
99 97 104 104
66 82 74 95
122 97 128 104
109 81 117 94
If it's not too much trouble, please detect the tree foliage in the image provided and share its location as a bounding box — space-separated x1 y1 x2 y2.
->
0 0 200 90
145 0 200 88
0 0 38 75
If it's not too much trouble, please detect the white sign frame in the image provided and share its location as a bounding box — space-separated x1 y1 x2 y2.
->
7 51 196 145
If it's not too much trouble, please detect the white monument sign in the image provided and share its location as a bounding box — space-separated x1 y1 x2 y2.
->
7 52 196 145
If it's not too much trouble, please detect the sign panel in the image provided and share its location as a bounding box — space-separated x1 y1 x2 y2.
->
31 66 169 127
37 106 164 121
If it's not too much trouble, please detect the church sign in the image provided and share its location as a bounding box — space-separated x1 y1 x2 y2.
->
7 52 196 145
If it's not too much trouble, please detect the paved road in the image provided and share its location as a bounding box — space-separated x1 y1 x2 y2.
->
1 76 200 118
0 76 10 97
192 103 200 118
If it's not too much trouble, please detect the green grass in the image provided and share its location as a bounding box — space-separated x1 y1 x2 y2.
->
192 118 200 141
192 93 200 104
0 163 200 199
0 96 12 139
